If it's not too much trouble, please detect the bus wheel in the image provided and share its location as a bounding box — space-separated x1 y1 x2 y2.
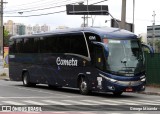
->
113 91 123 96
79 77 90 95
22 72 36 87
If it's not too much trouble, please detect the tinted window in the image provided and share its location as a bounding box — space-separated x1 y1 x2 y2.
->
9 39 16 53
39 33 88 57
56 33 88 56
16 38 23 53
23 38 34 53
39 36 57 53
70 33 88 56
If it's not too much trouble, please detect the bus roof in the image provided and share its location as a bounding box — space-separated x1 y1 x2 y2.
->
10 27 137 40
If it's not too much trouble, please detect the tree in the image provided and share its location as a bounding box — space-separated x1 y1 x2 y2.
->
155 40 160 53
4 29 10 47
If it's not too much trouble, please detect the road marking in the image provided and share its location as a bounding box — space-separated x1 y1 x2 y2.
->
117 100 159 105
0 83 75 97
102 100 129 105
42 100 71 105
0 96 78 99
62 100 96 105
81 100 117 105
137 100 160 105
2 101 26 105
23 100 48 105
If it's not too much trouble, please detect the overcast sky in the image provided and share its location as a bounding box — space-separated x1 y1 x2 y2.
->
3 0 160 35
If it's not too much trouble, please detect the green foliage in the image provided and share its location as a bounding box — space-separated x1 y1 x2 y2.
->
4 29 9 38
155 40 160 53
0 73 6 77
4 29 10 47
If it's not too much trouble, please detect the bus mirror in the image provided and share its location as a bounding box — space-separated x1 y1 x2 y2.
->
104 45 109 58
141 43 154 57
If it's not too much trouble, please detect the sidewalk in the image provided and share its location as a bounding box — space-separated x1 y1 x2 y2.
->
0 68 160 96
139 86 160 96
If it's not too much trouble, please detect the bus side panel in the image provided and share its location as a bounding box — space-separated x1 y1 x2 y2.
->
9 54 25 81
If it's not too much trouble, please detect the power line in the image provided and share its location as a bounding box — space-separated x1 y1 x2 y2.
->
6 1 83 14
4 10 66 17
4 0 85 13
4 0 108 17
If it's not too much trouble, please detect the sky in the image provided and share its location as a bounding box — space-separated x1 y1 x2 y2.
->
3 0 160 35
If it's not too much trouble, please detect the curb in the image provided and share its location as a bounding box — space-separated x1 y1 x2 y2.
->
138 91 160 96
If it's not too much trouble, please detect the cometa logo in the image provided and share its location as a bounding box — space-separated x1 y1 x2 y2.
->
56 57 78 66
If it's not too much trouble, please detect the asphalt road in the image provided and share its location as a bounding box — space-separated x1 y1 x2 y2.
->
0 80 160 114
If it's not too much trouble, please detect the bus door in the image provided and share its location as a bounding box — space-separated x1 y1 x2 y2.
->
93 44 106 71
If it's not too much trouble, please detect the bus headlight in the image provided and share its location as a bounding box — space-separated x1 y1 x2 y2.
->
141 78 146 82
140 75 146 82
99 74 117 83
110 78 117 83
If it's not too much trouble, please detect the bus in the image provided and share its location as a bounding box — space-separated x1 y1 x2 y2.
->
9 27 153 96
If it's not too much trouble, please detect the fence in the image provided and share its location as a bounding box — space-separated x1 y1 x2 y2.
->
145 53 160 85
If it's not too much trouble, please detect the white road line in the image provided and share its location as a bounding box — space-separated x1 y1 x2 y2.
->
23 100 48 105
2 101 26 105
118 100 159 105
81 100 118 105
0 96 77 99
62 100 97 105
42 100 71 105
137 100 160 105
103 100 135 105
0 83 73 97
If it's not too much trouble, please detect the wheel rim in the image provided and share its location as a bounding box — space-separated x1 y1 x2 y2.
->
80 80 87 92
23 75 27 85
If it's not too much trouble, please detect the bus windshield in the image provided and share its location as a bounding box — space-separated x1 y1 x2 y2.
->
104 39 144 76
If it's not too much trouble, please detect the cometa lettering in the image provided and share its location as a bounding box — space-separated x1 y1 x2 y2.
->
56 57 78 66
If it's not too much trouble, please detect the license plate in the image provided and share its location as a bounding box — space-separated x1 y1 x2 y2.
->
126 88 133 92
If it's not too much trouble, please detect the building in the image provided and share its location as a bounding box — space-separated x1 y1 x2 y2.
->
147 25 160 52
33 24 41 33
41 24 50 32
147 25 160 39
4 20 17 35
4 20 51 35
26 25 33 35
16 24 26 35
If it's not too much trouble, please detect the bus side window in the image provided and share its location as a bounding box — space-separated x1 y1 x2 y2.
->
94 45 104 70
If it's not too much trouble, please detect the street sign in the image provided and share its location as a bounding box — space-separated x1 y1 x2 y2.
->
111 19 133 32
66 5 109 15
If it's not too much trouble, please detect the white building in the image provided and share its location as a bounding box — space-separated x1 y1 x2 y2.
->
33 24 41 33
26 25 33 35
41 24 50 32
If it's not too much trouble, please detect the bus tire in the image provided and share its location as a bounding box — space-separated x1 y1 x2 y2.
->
113 91 123 96
22 72 36 87
79 77 90 95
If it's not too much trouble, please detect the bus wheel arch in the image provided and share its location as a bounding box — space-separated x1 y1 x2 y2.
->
78 74 91 95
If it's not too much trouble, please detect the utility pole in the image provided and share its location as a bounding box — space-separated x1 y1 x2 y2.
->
121 0 126 29
0 0 6 56
86 0 88 27
82 16 86 27
132 0 135 33
0 0 4 56
152 11 156 51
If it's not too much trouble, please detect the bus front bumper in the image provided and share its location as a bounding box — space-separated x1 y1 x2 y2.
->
103 80 146 93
